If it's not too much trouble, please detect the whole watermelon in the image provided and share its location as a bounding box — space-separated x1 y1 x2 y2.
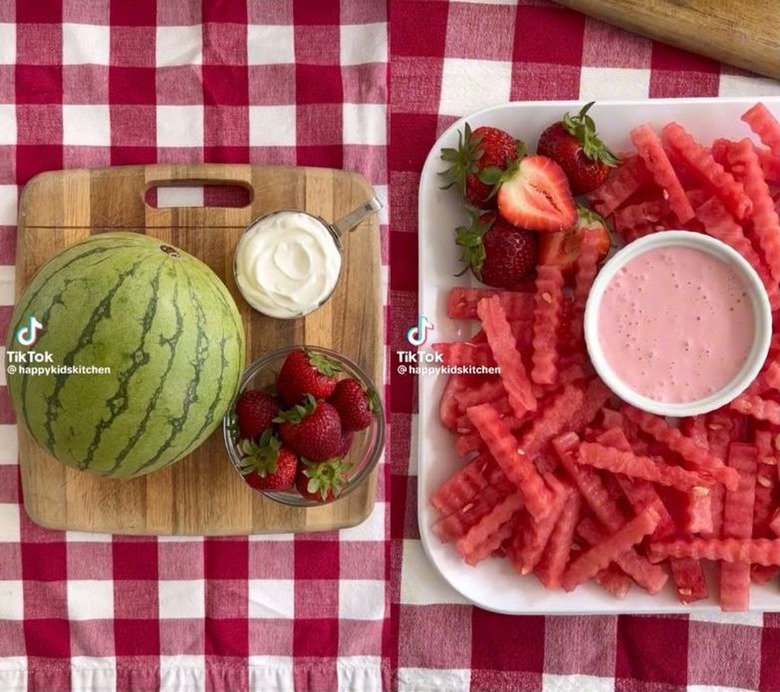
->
6 232 246 478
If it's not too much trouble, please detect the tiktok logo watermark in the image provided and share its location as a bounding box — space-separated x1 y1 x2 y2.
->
15 316 44 347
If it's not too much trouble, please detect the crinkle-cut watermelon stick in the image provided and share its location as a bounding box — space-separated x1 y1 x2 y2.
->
456 491 525 566
630 123 695 223
713 137 780 185
477 295 537 416
611 199 669 242
517 383 584 459
553 432 627 531
577 516 669 594
510 473 569 575
695 196 780 310
595 427 676 538
727 138 780 284
439 374 471 431
433 482 514 543
447 287 534 321
647 537 780 565
577 442 717 492
742 102 780 158
592 565 633 599
569 377 612 433
569 230 603 347
587 154 651 218
721 442 758 611
562 505 661 592
455 378 505 413
467 402 553 521
622 406 740 491
531 265 565 386
431 342 497 368
430 452 504 517
730 393 780 425
669 558 709 604
536 490 581 589
753 430 777 537
662 122 752 221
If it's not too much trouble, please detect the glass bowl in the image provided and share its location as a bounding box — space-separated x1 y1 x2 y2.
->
223 345 385 506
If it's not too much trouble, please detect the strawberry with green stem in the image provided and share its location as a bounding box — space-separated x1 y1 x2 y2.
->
329 378 380 432
277 347 342 406
237 429 298 491
440 123 525 208
537 101 619 195
295 457 353 503
275 394 343 462
456 208 538 289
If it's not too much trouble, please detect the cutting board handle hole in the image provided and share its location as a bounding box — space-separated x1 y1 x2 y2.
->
144 183 253 209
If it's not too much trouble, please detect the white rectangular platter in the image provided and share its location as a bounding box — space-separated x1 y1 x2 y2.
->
417 96 780 614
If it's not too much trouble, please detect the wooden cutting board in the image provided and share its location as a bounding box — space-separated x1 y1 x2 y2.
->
556 0 780 80
15 164 383 535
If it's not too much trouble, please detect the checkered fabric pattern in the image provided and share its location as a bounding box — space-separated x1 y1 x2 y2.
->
390 1 780 691
0 2 389 691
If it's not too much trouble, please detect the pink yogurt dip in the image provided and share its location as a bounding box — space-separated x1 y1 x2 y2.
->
598 245 755 403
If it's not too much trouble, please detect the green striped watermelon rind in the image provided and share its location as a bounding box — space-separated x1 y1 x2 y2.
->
7 231 246 478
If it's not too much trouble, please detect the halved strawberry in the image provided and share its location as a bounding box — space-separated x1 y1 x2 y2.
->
456 208 538 289
440 123 525 208
538 206 612 279
496 155 577 232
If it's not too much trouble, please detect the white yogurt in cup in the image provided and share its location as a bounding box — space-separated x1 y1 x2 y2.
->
234 198 381 319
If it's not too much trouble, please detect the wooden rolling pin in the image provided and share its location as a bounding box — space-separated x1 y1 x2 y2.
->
556 0 780 80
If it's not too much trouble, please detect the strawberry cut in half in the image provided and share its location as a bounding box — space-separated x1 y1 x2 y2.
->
456 208 538 289
537 101 619 195
495 155 577 233
295 457 353 503
237 429 298 492
275 394 343 462
277 347 342 406
439 123 525 208
538 205 612 280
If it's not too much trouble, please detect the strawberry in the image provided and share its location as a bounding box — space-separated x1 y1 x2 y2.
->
537 101 619 195
295 457 352 503
277 347 341 406
440 123 525 208
538 206 612 279
237 430 297 491
496 155 577 232
275 395 343 462
456 208 537 289
234 389 280 440
328 378 379 432
335 431 355 457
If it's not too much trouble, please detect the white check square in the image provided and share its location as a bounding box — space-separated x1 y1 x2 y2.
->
160 656 205 691
157 105 204 147
343 104 386 146
0 503 19 542
158 580 205 619
0 105 16 145
339 580 384 620
0 185 17 225
0 580 23 619
247 25 294 65
156 25 203 66
579 67 650 101
249 105 296 146
62 24 110 65
71 657 116 692
340 23 387 66
0 24 15 65
63 105 110 146
248 579 294 619
440 58 512 117
67 580 114 620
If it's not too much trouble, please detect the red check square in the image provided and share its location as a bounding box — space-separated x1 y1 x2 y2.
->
295 65 343 105
294 540 339 580
112 540 158 580
15 65 62 105
24 619 71 658
202 65 249 107
205 618 249 657
114 619 161 656
21 541 66 581
204 539 248 580
16 1 61 24
293 618 339 657
108 67 156 105
471 611 544 672
110 2 156 26
616 615 689 688
293 0 340 26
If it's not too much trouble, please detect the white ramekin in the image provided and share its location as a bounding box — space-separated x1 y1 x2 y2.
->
584 230 772 418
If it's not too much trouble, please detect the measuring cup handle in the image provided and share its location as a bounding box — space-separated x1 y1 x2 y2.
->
331 195 383 236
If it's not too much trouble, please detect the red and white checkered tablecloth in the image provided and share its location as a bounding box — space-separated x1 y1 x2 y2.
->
0 2 389 691
389 1 780 691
